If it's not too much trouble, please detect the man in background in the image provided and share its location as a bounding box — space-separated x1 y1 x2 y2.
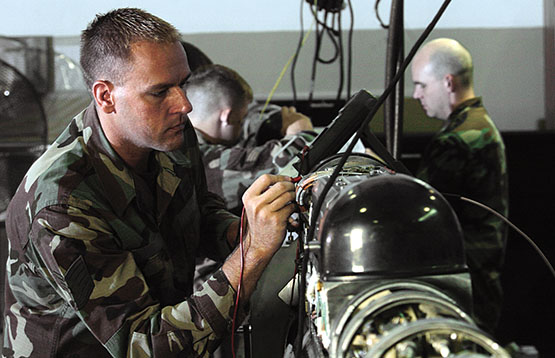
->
411 37 509 334
185 64 316 215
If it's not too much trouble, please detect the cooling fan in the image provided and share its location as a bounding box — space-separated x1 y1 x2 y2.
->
0 36 91 212
0 57 47 212
42 51 91 142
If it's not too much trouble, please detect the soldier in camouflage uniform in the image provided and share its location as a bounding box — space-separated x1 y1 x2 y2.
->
412 38 509 334
2 8 297 357
185 66 316 358
185 64 317 215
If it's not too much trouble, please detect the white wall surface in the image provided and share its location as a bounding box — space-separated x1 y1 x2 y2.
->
0 0 544 36
0 1 548 131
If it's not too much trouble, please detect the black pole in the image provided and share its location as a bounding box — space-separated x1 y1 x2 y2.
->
384 0 404 159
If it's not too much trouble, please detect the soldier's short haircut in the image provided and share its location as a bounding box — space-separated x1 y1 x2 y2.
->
185 64 253 115
80 8 181 89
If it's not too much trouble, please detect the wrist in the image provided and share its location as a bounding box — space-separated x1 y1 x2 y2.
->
227 220 240 248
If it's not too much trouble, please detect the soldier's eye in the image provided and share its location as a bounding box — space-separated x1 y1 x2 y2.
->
151 89 169 97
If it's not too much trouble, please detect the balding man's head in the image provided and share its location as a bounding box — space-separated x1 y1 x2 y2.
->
418 38 474 88
411 38 476 120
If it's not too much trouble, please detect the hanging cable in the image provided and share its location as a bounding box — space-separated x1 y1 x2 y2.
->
317 14 340 64
231 208 247 358
258 8 314 121
336 8 345 104
346 0 354 99
291 0 306 106
294 1 354 107
451 195 555 280
374 0 390 29
307 9 324 103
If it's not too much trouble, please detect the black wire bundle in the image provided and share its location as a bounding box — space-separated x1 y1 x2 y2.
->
290 0 354 107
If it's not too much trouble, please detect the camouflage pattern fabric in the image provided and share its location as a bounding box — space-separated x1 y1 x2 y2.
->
416 97 509 334
2 102 244 357
197 103 316 214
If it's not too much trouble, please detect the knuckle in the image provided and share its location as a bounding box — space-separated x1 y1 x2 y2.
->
259 173 272 183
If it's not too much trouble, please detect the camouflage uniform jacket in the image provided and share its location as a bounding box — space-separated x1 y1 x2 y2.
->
196 122 316 213
416 97 508 332
3 102 243 357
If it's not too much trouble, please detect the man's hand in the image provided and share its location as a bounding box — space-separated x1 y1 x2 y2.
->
241 174 296 256
281 106 313 136
222 174 296 300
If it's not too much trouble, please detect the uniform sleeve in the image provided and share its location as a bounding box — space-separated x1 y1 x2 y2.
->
30 203 246 358
201 131 316 209
416 132 471 195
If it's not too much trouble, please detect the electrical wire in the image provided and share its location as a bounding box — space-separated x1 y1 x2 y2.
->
456 195 555 280
292 0 355 108
231 207 247 358
259 3 314 121
291 0 306 106
316 11 340 64
288 230 303 308
336 8 345 103
308 9 324 103
346 0 354 98
308 2 335 29
374 0 390 29
309 1 354 106
294 1 453 356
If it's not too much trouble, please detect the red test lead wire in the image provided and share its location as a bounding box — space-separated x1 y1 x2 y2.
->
231 207 247 358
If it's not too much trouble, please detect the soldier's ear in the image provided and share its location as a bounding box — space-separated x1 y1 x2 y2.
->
444 74 456 93
93 80 116 114
219 108 232 126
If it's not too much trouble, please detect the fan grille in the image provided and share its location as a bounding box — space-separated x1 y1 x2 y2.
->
0 58 48 145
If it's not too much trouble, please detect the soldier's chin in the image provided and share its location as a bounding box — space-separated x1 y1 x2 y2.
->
159 136 185 152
